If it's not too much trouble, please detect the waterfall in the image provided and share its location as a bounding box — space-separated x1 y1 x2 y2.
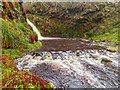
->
26 18 42 40
26 18 62 40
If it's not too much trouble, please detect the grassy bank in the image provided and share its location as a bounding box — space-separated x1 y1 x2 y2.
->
1 18 42 59
1 1 54 89
1 18 52 88
87 20 119 45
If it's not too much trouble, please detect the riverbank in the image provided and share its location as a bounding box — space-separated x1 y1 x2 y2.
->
1 12 48 88
87 21 119 45
1 18 42 59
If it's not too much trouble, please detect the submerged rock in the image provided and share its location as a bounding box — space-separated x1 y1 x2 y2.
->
106 46 118 52
23 68 30 72
58 51 66 60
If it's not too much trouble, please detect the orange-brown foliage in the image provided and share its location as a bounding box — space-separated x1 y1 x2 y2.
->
29 34 38 44
2 55 48 89
29 34 35 44
34 34 38 42
2 55 18 70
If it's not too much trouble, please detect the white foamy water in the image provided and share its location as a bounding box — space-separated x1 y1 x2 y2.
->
26 18 62 40
25 18 119 88
16 50 119 88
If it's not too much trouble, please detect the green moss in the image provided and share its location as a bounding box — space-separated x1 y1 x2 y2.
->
27 41 42 52
106 46 118 52
3 49 22 59
2 41 42 59
1 18 32 49
90 28 118 44
1 18 42 59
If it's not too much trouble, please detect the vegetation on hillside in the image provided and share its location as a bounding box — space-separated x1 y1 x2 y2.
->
86 19 119 44
2 18 42 59
1 55 48 88
1 1 119 89
24 2 119 44
1 2 42 58
1 1 51 89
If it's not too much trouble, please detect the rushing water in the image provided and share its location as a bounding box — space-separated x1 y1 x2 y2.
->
17 18 119 88
16 39 119 88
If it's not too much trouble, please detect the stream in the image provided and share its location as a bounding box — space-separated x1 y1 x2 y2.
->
15 19 119 88
15 39 119 88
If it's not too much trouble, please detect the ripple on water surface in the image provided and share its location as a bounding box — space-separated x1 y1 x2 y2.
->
16 49 119 88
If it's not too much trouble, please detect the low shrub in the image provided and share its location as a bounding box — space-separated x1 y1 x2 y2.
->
1 55 48 89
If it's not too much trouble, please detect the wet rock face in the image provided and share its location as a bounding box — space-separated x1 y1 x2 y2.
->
16 50 119 88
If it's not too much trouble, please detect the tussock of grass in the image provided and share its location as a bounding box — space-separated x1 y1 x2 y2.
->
91 28 118 44
28 41 42 50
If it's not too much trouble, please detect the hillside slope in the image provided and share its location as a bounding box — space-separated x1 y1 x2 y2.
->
1 1 51 88
24 2 119 44
1 2 42 58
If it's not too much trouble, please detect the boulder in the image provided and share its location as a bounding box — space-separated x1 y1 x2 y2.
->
45 55 53 60
52 53 59 60
32 52 43 57
100 56 112 64
56 55 62 60
33 56 42 60
76 50 80 56
47 82 56 88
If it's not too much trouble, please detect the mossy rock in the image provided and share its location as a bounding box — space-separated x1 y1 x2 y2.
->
101 58 112 64
106 46 118 52
46 82 56 88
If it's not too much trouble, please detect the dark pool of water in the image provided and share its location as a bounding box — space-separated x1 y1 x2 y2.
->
38 38 104 52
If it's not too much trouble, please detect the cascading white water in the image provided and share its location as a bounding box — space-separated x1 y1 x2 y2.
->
26 18 42 39
16 50 119 88
26 18 62 40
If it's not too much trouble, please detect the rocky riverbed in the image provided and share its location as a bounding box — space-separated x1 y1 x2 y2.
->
16 49 119 88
